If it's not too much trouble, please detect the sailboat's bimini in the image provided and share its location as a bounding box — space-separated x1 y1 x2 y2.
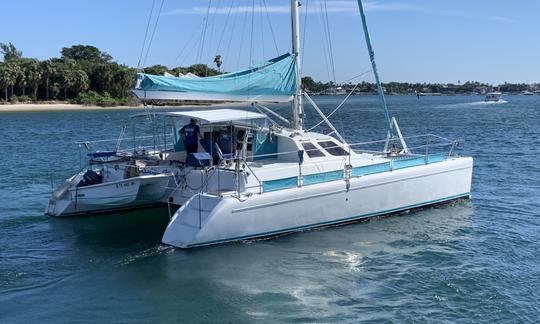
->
46 0 473 248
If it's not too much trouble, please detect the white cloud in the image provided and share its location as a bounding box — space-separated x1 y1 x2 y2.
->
164 0 515 24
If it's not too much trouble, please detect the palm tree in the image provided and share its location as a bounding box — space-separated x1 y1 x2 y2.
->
41 60 56 100
72 70 90 94
0 64 9 101
0 63 18 101
25 60 42 100
61 70 75 100
8 62 21 98
214 55 222 72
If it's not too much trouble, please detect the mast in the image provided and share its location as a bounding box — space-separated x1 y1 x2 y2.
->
355 0 392 133
291 0 303 130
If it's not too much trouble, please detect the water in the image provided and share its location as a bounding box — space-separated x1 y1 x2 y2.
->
1 95 539 322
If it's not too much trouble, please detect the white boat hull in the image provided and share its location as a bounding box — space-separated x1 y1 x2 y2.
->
162 157 473 248
46 174 173 217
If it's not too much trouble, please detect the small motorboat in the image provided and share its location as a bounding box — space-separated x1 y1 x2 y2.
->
485 92 503 102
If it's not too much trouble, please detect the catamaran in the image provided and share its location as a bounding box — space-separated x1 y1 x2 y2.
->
131 0 473 248
47 0 473 249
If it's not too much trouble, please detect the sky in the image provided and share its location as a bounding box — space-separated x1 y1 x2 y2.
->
1 0 539 84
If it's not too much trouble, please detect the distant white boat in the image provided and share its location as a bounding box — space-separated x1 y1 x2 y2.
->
522 91 534 96
485 92 503 102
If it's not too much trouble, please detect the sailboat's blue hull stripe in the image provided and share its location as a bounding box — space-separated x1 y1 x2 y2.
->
261 154 447 193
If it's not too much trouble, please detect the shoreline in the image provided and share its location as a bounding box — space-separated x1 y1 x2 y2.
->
0 103 141 112
0 101 249 112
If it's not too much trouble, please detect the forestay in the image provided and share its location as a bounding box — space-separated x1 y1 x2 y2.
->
132 54 297 103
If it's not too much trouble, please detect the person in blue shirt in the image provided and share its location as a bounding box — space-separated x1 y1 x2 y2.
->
179 118 201 154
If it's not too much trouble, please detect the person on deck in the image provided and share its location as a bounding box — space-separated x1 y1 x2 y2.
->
179 118 201 155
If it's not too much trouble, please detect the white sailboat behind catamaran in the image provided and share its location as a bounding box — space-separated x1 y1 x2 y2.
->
47 0 473 249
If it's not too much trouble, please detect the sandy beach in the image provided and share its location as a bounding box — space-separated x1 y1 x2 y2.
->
0 101 250 113
0 103 144 112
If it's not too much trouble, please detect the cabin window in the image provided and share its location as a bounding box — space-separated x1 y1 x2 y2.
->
318 141 349 156
301 142 326 158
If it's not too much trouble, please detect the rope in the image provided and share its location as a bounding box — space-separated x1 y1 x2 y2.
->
249 0 255 66
205 0 221 76
224 0 239 70
236 4 250 69
309 69 372 95
175 19 206 66
197 0 212 65
258 0 266 62
142 0 165 67
137 0 156 68
307 83 359 132
300 0 309 75
322 0 336 82
214 0 235 57
317 2 332 82
261 0 279 55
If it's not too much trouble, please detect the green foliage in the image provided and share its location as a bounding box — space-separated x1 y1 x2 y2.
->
144 64 169 75
300 76 505 95
73 90 135 107
188 64 220 77
0 43 138 104
144 63 220 78
61 45 112 62
0 42 22 61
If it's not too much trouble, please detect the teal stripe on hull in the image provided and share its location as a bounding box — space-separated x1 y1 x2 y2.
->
184 192 471 248
262 176 297 192
351 161 390 177
303 169 344 186
262 153 448 193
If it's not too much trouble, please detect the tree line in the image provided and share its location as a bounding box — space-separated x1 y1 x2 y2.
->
1 42 535 106
0 43 219 106
301 76 537 94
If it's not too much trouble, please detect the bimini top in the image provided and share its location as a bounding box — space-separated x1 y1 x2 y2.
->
130 109 267 124
131 54 297 103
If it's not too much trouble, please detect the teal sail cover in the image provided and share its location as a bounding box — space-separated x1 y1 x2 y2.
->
133 54 297 103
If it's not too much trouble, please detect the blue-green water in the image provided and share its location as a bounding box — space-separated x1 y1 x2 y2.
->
1 95 539 322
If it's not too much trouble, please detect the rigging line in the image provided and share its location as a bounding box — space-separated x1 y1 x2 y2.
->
214 0 235 55
307 83 359 132
300 0 309 75
179 32 203 68
174 19 206 65
249 0 255 66
339 69 373 84
317 3 332 82
261 0 279 55
310 68 372 95
247 0 255 100
223 0 239 71
197 0 212 65
137 0 156 68
252 104 280 126
258 0 265 61
236 4 250 69
205 0 221 76
142 0 165 67
322 0 336 82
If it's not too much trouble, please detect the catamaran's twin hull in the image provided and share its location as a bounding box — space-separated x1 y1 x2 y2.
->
162 157 473 248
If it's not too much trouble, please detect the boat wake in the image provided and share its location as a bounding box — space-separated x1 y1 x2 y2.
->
437 100 508 108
